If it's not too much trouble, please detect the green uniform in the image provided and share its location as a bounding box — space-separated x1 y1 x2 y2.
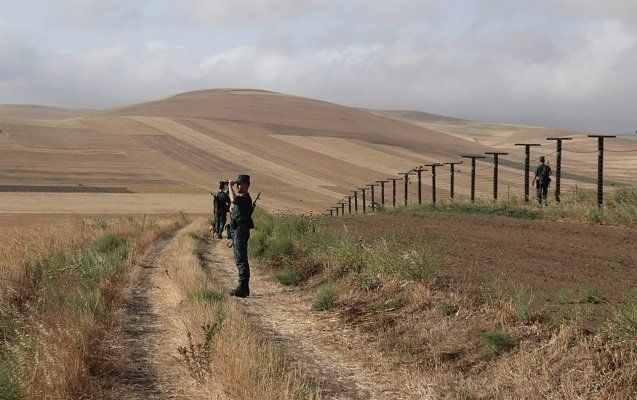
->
214 191 230 236
230 193 253 283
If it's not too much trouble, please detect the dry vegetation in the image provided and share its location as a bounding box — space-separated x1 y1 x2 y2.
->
155 218 319 399
250 210 637 399
0 215 185 399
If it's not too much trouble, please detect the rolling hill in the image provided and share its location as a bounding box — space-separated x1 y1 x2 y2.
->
0 89 635 218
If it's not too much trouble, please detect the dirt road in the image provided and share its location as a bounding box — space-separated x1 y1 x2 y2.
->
206 240 425 399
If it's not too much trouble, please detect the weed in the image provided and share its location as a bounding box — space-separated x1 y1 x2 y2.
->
313 281 337 311
188 231 208 242
480 329 515 357
187 288 224 304
604 292 637 343
0 354 20 400
438 296 458 316
178 322 222 382
554 288 575 304
192 245 206 259
378 294 402 311
579 285 602 304
511 284 534 324
94 233 126 253
275 268 308 286
355 274 380 291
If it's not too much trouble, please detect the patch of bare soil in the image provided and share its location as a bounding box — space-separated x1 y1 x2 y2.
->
106 228 181 399
207 240 426 400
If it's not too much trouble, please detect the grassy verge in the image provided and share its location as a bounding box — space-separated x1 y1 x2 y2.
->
0 215 185 399
249 210 637 398
157 219 320 399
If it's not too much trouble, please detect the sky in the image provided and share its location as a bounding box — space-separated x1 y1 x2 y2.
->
0 0 636 134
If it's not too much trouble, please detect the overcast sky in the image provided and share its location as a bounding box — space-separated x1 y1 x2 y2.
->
1 0 636 134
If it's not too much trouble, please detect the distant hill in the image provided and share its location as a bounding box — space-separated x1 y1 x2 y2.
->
0 104 95 120
0 89 634 216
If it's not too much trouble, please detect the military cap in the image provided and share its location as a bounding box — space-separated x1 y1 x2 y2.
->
236 174 250 184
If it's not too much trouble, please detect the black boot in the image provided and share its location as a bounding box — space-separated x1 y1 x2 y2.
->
229 281 249 298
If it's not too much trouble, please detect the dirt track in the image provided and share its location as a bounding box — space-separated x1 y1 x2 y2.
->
107 228 181 399
207 240 426 399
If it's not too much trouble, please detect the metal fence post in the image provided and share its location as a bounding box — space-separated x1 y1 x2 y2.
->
376 180 388 206
399 172 412 206
588 135 616 207
414 166 425 205
389 178 399 207
353 190 358 213
461 155 485 202
339 201 345 215
485 152 508 201
360 188 367 213
443 161 462 201
514 143 541 202
546 138 572 203
367 183 378 211
425 163 443 204
347 196 352 214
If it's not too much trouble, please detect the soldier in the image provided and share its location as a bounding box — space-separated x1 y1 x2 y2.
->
213 181 230 239
227 175 253 297
532 156 552 205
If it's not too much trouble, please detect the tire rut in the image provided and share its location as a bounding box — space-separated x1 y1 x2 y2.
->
108 228 181 399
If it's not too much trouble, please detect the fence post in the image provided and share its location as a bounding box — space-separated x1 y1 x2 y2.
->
339 201 345 215
588 135 616 207
414 166 425 205
546 138 572 203
347 196 352 214
399 172 411 206
353 190 358 213
360 188 367 213
485 152 508 201
514 143 541 202
329 209 333 217
425 163 443 204
461 155 485 202
334 206 339 216
443 161 462 201
367 183 378 211
389 178 399 207
376 180 388 206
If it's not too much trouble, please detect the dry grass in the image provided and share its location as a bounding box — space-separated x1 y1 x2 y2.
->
155 218 319 399
0 215 184 399
252 212 637 399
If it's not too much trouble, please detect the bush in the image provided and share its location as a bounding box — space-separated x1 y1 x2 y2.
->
438 296 458 316
94 233 126 253
480 329 515 356
313 281 337 311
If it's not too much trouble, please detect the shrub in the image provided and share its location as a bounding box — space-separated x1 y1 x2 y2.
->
275 268 308 286
438 296 458 316
94 233 126 253
480 329 515 356
313 281 337 311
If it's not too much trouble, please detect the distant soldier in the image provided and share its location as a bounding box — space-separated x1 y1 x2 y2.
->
532 156 552 205
213 181 230 239
227 175 254 297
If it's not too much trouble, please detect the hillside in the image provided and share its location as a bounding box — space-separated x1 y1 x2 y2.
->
1 89 635 218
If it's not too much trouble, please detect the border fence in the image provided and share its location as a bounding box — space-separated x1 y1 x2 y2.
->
323 133 637 216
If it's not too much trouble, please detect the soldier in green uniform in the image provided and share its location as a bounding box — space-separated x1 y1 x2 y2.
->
213 181 230 239
532 156 552 206
227 175 253 297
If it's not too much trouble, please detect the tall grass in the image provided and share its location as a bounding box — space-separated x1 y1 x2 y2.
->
0 216 183 399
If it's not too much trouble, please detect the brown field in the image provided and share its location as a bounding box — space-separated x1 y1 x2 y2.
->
3 88 634 224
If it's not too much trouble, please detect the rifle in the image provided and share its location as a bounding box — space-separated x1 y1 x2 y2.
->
226 192 261 248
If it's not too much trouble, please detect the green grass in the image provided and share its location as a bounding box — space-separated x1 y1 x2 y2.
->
511 284 534 324
386 201 542 220
554 288 575 305
0 354 20 400
187 288 225 304
605 292 637 343
480 329 515 357
579 285 603 304
94 233 127 253
313 281 337 311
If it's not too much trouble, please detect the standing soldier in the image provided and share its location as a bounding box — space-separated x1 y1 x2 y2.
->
532 156 552 205
213 181 230 239
227 175 253 297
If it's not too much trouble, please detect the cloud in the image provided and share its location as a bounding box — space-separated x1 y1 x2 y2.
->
1 1 636 134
